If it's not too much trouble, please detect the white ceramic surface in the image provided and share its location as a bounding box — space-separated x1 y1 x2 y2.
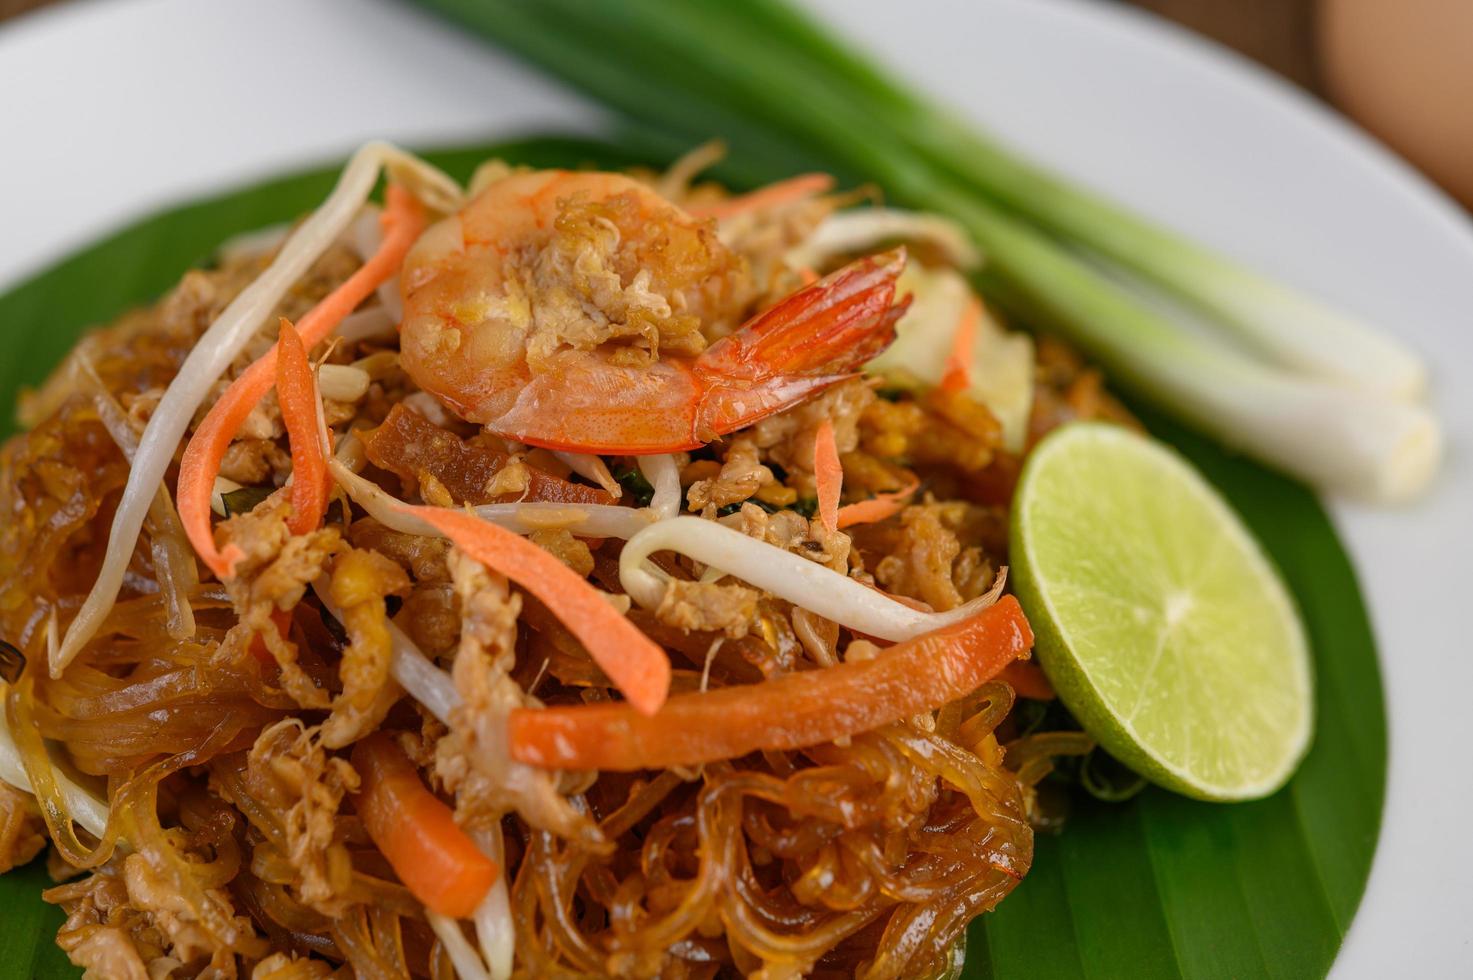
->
1 0 1469 974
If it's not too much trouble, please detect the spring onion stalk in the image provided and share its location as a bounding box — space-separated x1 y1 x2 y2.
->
422 0 1442 501
688 0 1428 400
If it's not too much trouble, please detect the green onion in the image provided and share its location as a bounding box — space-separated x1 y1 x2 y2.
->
728 0 1428 401
416 0 1442 501
219 485 274 517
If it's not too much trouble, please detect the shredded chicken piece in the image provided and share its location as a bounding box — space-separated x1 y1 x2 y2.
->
686 437 773 510
217 438 291 486
655 578 760 638
218 498 346 708
527 527 595 577
322 549 410 748
47 874 157 980
45 864 249 980
247 719 359 916
399 582 461 657
349 516 451 583
0 781 45 874
861 389 1000 473
867 501 998 612
434 550 599 846
252 953 335 979
725 503 851 574
750 378 873 494
122 853 241 968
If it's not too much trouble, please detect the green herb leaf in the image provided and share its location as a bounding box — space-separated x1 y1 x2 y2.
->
219 485 273 517
612 466 655 507
0 138 1384 980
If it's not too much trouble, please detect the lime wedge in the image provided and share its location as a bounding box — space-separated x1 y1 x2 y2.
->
1010 423 1312 801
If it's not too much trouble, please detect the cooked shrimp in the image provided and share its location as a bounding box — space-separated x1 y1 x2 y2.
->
399 170 907 454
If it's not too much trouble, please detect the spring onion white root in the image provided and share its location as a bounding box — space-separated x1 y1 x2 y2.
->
620 516 1002 641
53 143 460 678
946 195 1444 503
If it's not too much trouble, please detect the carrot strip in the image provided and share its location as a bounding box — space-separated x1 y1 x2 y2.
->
401 505 671 716
274 319 329 536
509 595 1034 771
813 419 842 533
1000 661 1055 700
351 732 498 919
835 477 920 529
939 297 981 394
689 172 835 219
177 184 426 579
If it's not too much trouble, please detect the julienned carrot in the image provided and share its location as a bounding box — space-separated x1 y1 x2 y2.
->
813 419 842 533
509 595 1034 771
688 172 834 219
1000 661 1055 700
351 732 498 919
274 319 329 536
835 477 920 529
939 297 980 394
177 184 426 579
402 505 671 716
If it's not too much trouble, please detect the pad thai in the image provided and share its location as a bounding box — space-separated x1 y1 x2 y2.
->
0 144 1136 979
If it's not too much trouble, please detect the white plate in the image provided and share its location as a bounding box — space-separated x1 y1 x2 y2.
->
2 0 1470 974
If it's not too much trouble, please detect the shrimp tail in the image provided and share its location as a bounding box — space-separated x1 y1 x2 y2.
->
694 248 908 435
479 249 908 454
698 248 907 381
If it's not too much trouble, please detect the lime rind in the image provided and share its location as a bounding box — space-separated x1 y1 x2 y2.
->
1010 423 1313 801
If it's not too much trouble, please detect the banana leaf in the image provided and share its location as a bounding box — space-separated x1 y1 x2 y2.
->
0 138 1383 979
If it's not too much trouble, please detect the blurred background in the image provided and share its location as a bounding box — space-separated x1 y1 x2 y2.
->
1 0 1468 208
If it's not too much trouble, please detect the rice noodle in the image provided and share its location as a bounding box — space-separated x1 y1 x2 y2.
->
552 452 619 496
619 516 1004 641
329 458 656 540
0 684 109 838
637 453 681 520
54 142 461 677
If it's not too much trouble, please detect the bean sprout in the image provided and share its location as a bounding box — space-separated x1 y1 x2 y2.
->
54 142 461 677
638 453 682 520
552 451 620 496
620 517 1003 641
